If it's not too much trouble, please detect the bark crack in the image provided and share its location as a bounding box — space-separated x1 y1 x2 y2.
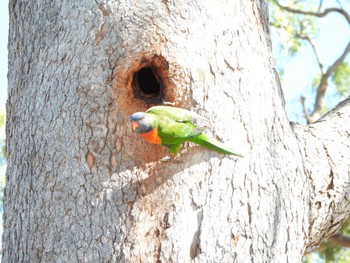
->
190 209 203 259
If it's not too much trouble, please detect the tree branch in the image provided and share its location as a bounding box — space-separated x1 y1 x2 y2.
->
335 0 343 9
328 233 350 248
304 244 326 255
317 0 323 12
294 33 324 72
274 0 350 25
311 39 350 118
305 233 350 255
273 1 350 123
300 96 313 124
293 98 350 247
322 40 350 81
291 36 350 122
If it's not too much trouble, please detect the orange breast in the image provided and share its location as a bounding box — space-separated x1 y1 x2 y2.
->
140 128 161 145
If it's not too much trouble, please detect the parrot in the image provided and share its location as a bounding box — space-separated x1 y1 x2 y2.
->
129 106 243 157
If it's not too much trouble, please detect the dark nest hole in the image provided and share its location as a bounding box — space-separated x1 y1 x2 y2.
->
132 66 164 104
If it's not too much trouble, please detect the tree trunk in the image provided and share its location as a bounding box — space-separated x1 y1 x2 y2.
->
4 0 350 262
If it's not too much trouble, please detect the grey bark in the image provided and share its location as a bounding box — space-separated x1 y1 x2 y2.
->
294 99 350 246
3 0 350 262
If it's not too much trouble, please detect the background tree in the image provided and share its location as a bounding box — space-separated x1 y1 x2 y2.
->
269 0 350 261
270 0 350 124
3 0 350 262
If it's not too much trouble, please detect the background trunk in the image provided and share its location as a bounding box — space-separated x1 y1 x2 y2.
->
4 0 350 262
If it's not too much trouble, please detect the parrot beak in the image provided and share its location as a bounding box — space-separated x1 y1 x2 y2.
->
131 120 139 131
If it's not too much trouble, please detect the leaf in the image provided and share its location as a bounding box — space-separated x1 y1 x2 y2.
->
0 111 5 128
331 61 350 97
269 0 319 56
312 73 322 89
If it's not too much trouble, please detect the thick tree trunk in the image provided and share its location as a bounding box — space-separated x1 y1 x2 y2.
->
4 0 350 262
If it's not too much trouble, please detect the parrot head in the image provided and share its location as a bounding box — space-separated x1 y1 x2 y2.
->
130 112 152 134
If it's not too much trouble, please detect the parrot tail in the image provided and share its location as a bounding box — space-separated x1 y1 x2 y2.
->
190 133 243 157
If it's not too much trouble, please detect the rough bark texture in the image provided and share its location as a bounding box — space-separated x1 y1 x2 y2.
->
294 99 350 246
3 0 350 262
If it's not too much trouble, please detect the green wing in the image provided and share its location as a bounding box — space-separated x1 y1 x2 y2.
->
190 133 243 157
146 106 207 123
146 106 207 154
157 118 204 146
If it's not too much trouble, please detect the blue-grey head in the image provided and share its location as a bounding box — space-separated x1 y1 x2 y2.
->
130 112 152 134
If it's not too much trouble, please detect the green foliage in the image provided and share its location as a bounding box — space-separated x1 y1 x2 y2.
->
0 143 4 164
269 0 319 56
312 73 322 89
0 111 4 128
331 62 350 97
304 239 350 262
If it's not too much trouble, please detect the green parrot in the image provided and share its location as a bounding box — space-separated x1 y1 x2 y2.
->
130 106 243 157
